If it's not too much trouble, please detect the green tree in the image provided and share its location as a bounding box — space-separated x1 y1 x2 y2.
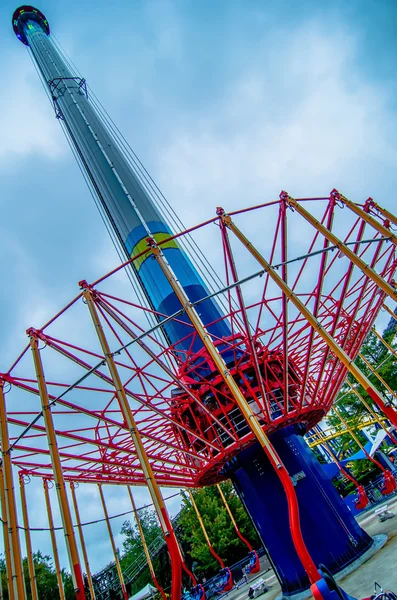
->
0 551 75 600
120 507 168 595
119 483 260 589
178 482 260 580
121 508 161 559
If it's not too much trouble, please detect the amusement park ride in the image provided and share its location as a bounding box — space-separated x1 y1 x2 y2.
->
2 4 397 600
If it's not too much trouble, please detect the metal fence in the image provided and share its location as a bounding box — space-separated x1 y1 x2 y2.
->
359 467 397 513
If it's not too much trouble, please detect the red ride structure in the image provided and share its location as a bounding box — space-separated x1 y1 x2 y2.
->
4 5 397 600
2 195 397 599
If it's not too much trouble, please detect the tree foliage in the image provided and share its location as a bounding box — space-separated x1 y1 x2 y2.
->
0 551 75 600
121 508 161 567
120 508 169 594
119 482 260 587
178 482 260 580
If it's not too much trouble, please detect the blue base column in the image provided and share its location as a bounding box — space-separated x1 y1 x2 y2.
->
222 426 373 596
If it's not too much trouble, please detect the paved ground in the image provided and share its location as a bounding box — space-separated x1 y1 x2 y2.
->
341 496 397 597
221 496 397 600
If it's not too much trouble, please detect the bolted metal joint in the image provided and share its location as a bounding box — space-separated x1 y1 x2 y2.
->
78 279 89 290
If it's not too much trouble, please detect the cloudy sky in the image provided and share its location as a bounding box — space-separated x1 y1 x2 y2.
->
1 0 397 582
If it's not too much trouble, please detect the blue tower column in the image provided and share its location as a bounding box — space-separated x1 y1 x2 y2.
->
222 426 373 596
12 6 230 358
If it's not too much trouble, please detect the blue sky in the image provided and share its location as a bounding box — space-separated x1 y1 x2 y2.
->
1 0 397 581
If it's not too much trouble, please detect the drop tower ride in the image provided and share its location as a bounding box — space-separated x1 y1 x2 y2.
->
12 5 395 599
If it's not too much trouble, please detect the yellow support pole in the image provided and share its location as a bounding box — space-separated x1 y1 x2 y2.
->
217 209 397 430
382 304 397 321
81 284 187 599
371 326 397 359
147 241 321 585
284 193 397 303
19 475 38 600
187 490 224 568
363 197 397 230
216 484 253 551
335 192 397 246
358 352 397 407
98 485 128 600
70 483 96 600
0 380 26 600
127 486 166 600
0 467 14 600
344 379 397 443
29 332 86 600
43 479 66 600
307 416 388 447
331 407 385 473
307 428 363 497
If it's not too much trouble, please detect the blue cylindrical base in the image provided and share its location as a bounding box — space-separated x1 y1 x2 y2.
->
222 426 373 596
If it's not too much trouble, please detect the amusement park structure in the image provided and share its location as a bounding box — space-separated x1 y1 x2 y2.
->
3 4 397 600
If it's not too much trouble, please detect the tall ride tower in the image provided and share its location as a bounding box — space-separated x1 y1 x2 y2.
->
12 5 394 598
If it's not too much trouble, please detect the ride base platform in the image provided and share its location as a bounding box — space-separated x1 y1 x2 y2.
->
222 496 397 600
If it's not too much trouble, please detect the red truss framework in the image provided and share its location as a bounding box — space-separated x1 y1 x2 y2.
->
2 195 396 488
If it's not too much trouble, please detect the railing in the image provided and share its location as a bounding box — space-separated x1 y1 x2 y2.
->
91 510 183 600
362 467 397 508
122 531 168 586
199 547 270 600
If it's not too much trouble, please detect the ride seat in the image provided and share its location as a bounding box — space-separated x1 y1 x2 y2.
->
355 486 369 510
381 471 397 496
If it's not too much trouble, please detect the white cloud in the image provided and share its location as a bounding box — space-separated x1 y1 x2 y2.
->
156 23 397 225
0 53 64 161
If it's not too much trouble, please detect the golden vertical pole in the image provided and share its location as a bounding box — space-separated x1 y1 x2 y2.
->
147 242 321 584
216 484 253 551
331 408 386 472
358 353 397 407
370 199 397 228
283 194 397 303
70 483 96 600
365 198 397 229
335 192 397 245
43 479 66 600
311 427 361 486
0 380 26 600
187 490 225 568
218 210 397 430
81 284 187 599
127 486 166 600
344 380 397 443
29 332 86 600
98 485 128 600
19 475 38 600
0 467 14 600
371 326 397 358
382 304 397 321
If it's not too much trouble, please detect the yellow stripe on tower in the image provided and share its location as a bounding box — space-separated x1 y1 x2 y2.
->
131 232 179 270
